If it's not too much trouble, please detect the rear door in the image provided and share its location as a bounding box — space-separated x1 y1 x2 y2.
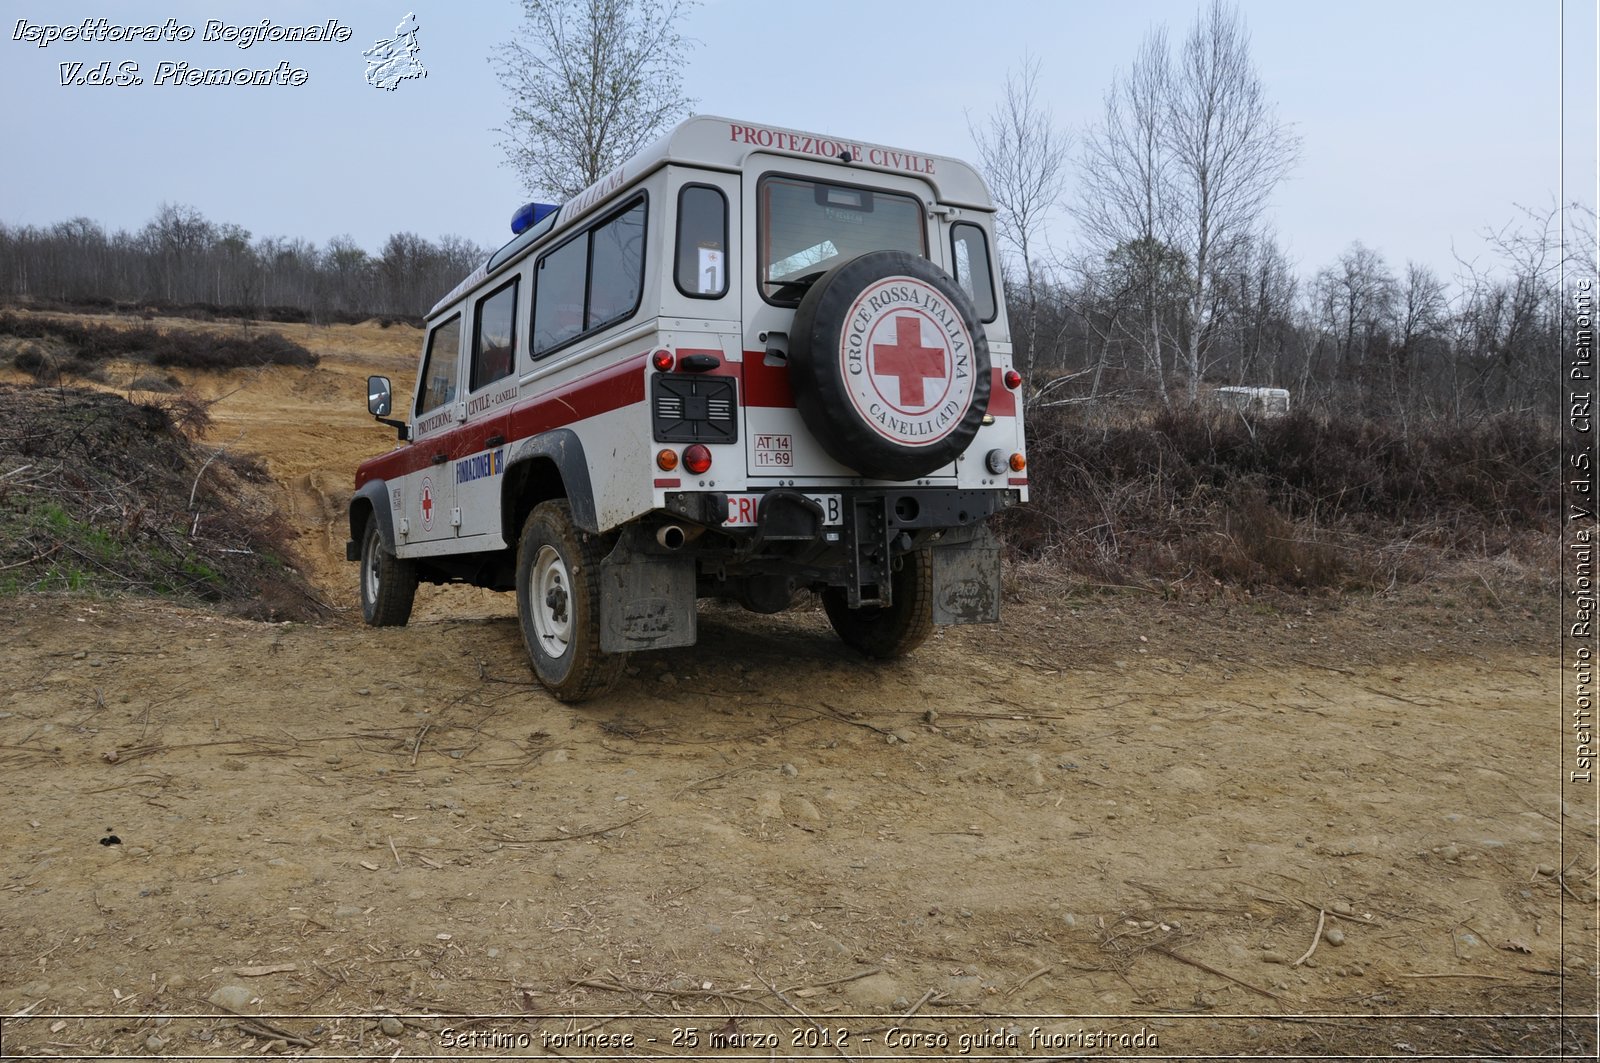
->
739 158 941 484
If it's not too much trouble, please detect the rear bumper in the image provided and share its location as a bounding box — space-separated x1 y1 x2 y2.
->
661 486 1016 609
662 486 1017 537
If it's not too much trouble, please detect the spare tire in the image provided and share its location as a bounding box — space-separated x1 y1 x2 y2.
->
788 250 991 481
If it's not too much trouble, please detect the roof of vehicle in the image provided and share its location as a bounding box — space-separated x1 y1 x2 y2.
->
427 115 996 320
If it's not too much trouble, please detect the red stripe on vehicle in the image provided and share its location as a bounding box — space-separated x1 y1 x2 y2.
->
507 354 646 437
355 354 648 487
988 368 1015 417
740 351 795 408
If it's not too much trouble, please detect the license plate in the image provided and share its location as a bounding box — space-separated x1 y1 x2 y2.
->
724 493 842 527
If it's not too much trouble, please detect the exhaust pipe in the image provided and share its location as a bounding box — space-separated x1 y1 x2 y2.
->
656 525 687 550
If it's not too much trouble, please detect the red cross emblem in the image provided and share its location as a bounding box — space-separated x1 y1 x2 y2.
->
420 482 434 526
872 315 947 408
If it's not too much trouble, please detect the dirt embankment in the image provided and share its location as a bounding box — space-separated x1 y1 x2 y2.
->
0 313 1589 1060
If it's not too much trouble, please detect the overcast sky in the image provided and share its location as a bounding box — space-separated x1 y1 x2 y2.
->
1 1 1594 284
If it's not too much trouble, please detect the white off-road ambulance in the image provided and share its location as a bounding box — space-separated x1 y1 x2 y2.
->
349 116 1028 701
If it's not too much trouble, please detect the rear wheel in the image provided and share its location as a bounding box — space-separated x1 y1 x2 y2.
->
821 548 935 658
515 500 622 702
359 513 416 626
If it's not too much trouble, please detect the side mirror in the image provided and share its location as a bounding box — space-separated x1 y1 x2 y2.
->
367 376 409 441
367 375 393 417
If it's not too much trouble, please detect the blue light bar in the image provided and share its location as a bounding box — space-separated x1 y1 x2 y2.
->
510 202 559 235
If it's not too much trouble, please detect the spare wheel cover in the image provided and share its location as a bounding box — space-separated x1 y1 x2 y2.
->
788 250 991 481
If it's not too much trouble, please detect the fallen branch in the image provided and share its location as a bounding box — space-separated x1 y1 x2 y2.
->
234 964 297 977
780 967 882 995
1396 972 1513 981
815 702 895 737
758 972 858 1063
493 811 651 844
235 1021 314 1048
188 429 246 510
571 977 764 1006
0 544 58 572
1008 964 1054 993
1292 909 1326 967
206 1000 315 1048
1150 946 1283 1002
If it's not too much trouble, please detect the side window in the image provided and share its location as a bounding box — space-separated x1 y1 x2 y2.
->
675 185 727 298
415 314 461 416
533 237 586 356
951 222 997 323
587 200 646 328
470 277 518 393
532 196 648 359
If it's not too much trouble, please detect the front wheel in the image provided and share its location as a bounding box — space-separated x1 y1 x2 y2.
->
359 513 417 626
515 500 622 702
821 548 935 658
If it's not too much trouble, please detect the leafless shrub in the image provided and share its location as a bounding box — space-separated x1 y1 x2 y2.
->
997 402 1556 593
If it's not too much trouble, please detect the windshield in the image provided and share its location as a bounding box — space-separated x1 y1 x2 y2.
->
758 175 925 303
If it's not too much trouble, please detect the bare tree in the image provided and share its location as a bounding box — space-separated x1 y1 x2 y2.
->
1214 228 1297 385
1311 241 1397 376
1164 0 1299 401
969 56 1070 389
1079 29 1175 401
493 0 696 199
142 203 215 302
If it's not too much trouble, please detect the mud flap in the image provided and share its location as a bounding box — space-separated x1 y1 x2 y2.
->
930 529 1001 624
599 536 696 653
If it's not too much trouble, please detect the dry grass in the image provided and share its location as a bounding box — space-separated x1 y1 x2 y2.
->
998 403 1558 593
0 310 318 380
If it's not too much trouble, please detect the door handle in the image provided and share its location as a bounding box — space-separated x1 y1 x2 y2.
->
485 434 505 447
431 452 448 465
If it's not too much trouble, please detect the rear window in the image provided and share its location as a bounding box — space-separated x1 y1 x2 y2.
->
675 184 728 298
758 175 924 304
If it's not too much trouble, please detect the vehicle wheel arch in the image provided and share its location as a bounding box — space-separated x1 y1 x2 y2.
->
500 429 598 543
349 479 396 552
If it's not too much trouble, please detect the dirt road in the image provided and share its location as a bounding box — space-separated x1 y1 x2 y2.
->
0 317 1589 1059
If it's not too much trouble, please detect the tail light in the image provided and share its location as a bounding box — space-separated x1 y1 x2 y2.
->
1004 369 1022 390
682 444 713 475
651 348 675 372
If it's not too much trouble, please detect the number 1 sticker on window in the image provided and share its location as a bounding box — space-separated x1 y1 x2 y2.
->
698 246 724 295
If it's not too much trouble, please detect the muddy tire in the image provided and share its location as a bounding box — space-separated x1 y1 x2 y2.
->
516 500 622 702
789 251 991 480
359 513 417 627
821 548 935 658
